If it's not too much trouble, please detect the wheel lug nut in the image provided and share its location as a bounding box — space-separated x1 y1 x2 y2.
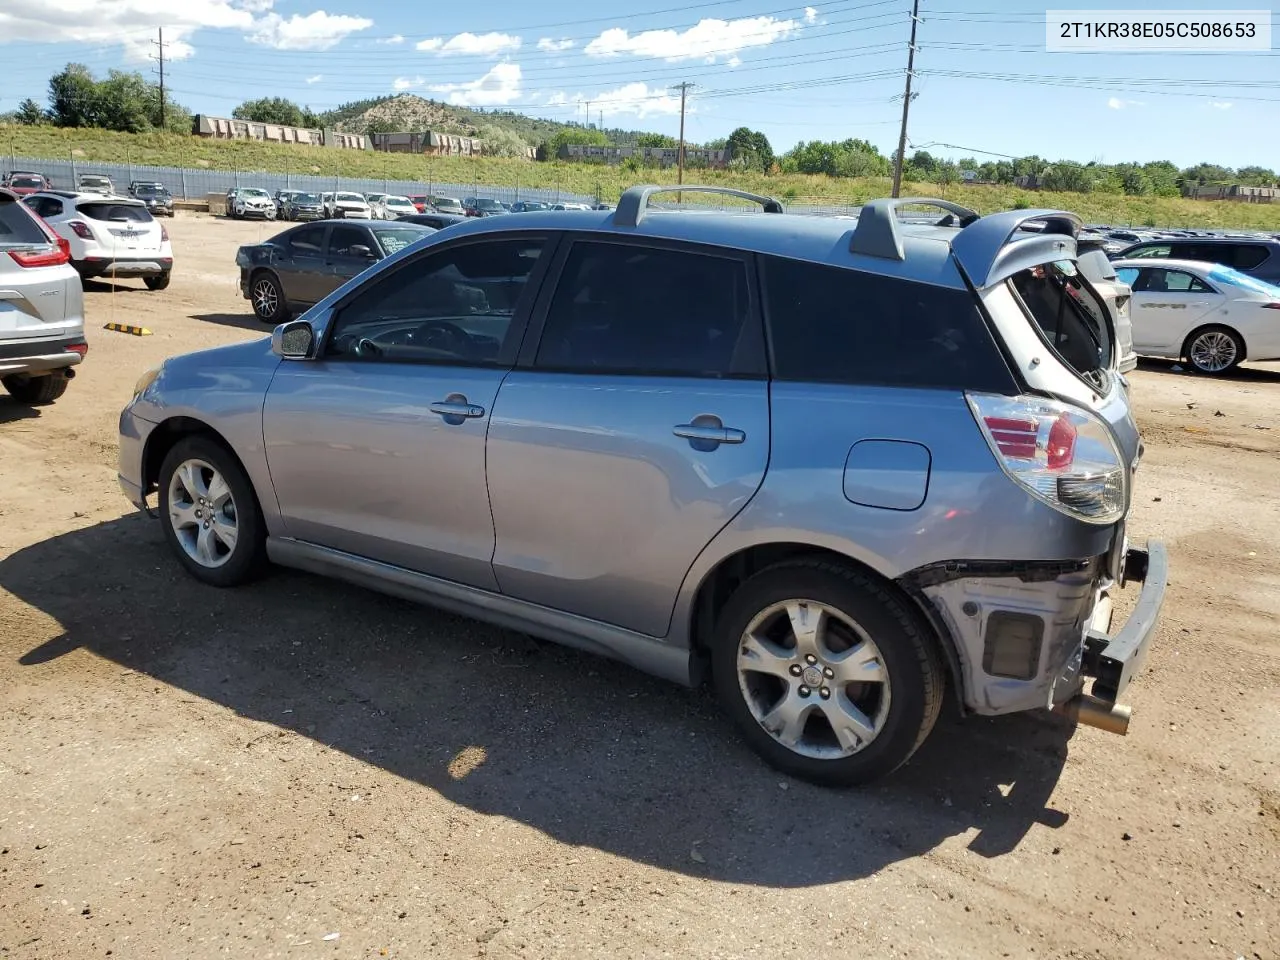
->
798 685 810 697
789 664 802 677
805 654 817 664
820 688 831 700
823 667 834 679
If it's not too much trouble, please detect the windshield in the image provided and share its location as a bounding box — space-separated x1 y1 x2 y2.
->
1207 264 1280 297
386 197 412 206
243 189 269 198
521 202 549 210
337 193 365 203
474 199 503 210
433 197 462 209
136 184 168 196
295 193 320 204
373 226 432 254
10 177 42 188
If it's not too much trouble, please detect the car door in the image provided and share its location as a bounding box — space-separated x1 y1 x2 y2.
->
262 235 554 589
485 237 770 638
277 224 329 306
322 224 379 299
1127 266 1225 355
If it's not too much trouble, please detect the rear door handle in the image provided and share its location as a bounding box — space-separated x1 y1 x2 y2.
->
673 423 746 445
429 399 486 419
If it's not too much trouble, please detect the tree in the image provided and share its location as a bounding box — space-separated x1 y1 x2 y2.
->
1179 162 1232 187
782 138 888 178
477 125 531 159
1236 165 1277 187
45 62 189 133
15 98 46 125
636 132 678 148
233 97 320 128
541 126 609 161
726 126 774 173
48 63 103 128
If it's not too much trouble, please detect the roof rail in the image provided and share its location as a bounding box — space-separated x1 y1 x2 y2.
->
950 209 1082 289
613 184 784 228
848 198 980 260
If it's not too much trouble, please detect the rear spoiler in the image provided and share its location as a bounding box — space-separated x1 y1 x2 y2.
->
849 200 1083 289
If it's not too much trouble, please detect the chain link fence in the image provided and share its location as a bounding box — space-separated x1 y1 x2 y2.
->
4 155 596 207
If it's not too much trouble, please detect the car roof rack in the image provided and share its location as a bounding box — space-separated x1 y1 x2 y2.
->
613 184 784 227
848 198 980 260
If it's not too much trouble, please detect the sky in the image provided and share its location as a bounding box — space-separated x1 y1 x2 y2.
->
1 0 1276 168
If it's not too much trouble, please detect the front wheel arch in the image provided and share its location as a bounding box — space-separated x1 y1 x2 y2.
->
142 418 260 514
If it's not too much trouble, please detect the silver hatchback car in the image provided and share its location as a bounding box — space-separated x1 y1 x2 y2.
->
119 186 1167 785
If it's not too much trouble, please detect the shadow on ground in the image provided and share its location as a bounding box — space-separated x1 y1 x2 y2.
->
1137 357 1280 384
3 516 1075 887
81 279 150 295
0 399 42 424
190 312 272 333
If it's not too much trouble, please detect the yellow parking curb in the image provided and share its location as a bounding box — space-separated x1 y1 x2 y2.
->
103 322 153 336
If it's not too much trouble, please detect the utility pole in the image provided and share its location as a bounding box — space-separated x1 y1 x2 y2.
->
891 0 921 198
581 99 593 128
670 82 694 198
152 28 168 129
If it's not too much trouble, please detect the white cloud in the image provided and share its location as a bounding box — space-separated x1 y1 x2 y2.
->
1211 101 1233 110
584 15 802 63
537 37 574 52
727 55 742 68
804 6 818 24
236 0 273 11
428 62 523 106
247 10 373 51
546 82 685 119
305 74 323 84
0 0 254 60
392 76 423 91
378 34 405 45
1106 96 1143 110
416 31 521 56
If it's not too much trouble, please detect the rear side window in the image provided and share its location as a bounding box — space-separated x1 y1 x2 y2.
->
287 225 326 255
1230 244 1269 270
1134 268 1212 293
761 256 1012 390
536 241 756 378
0 196 49 245
79 203 153 223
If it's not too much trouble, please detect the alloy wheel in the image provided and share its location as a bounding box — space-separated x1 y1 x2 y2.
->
1190 330 1238 373
168 458 239 568
736 599 891 760
252 278 278 318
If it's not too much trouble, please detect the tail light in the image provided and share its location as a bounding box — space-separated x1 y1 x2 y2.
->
68 220 94 239
1262 302 1280 310
160 223 169 241
65 342 88 357
8 244 70 267
967 393 1126 524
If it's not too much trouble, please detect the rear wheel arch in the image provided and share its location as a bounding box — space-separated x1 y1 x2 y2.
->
1182 323 1246 373
686 542 961 702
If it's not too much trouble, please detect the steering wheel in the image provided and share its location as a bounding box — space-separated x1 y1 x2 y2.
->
353 337 383 358
415 320 471 354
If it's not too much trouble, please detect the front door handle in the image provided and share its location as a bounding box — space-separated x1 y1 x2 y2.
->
429 397 486 419
673 422 746 445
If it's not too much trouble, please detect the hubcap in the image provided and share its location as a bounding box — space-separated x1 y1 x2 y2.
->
168 458 238 568
1190 331 1236 372
252 279 277 317
737 600 891 760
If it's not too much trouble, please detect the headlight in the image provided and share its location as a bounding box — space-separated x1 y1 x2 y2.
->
133 364 162 401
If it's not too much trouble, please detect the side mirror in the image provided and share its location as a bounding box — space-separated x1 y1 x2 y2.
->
350 244 375 259
272 319 315 360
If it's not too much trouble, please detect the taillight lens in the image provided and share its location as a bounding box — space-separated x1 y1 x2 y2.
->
160 223 169 241
1262 302 1280 310
8 245 70 268
68 220 94 239
967 393 1126 524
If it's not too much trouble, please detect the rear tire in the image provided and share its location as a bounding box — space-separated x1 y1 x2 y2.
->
158 437 267 587
1184 325 1244 375
711 559 944 786
145 273 171 291
249 271 289 324
3 373 69 405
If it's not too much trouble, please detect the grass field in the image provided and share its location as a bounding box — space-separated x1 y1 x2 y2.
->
6 124 1280 230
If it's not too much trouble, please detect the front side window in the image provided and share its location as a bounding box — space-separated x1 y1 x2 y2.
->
535 241 754 378
328 226 373 257
763 256 1012 390
326 239 546 365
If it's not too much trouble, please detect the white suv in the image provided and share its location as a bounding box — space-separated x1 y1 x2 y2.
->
324 191 372 219
24 191 174 290
229 188 277 220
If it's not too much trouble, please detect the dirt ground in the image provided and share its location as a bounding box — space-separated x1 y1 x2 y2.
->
1 214 1277 960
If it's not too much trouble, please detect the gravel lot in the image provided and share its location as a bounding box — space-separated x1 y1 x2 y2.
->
1 214 1277 960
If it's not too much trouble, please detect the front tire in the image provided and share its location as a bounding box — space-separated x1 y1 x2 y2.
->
158 437 266 587
249 271 289 324
3 373 69 405
1185 325 1244 375
711 559 944 786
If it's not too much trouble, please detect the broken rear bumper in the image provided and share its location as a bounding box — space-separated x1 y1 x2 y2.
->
1083 542 1168 703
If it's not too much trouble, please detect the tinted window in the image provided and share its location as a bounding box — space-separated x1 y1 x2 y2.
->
0 196 48 245
1136 268 1211 293
78 202 152 223
327 239 546 364
23 196 63 219
1010 263 1110 376
1129 244 1172 259
537 241 754 378
10 176 42 189
1231 244 1269 270
763 256 1012 389
287 225 326 255
328 226 372 257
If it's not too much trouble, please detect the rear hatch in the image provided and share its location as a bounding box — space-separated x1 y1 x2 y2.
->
77 200 163 255
0 194 79 340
